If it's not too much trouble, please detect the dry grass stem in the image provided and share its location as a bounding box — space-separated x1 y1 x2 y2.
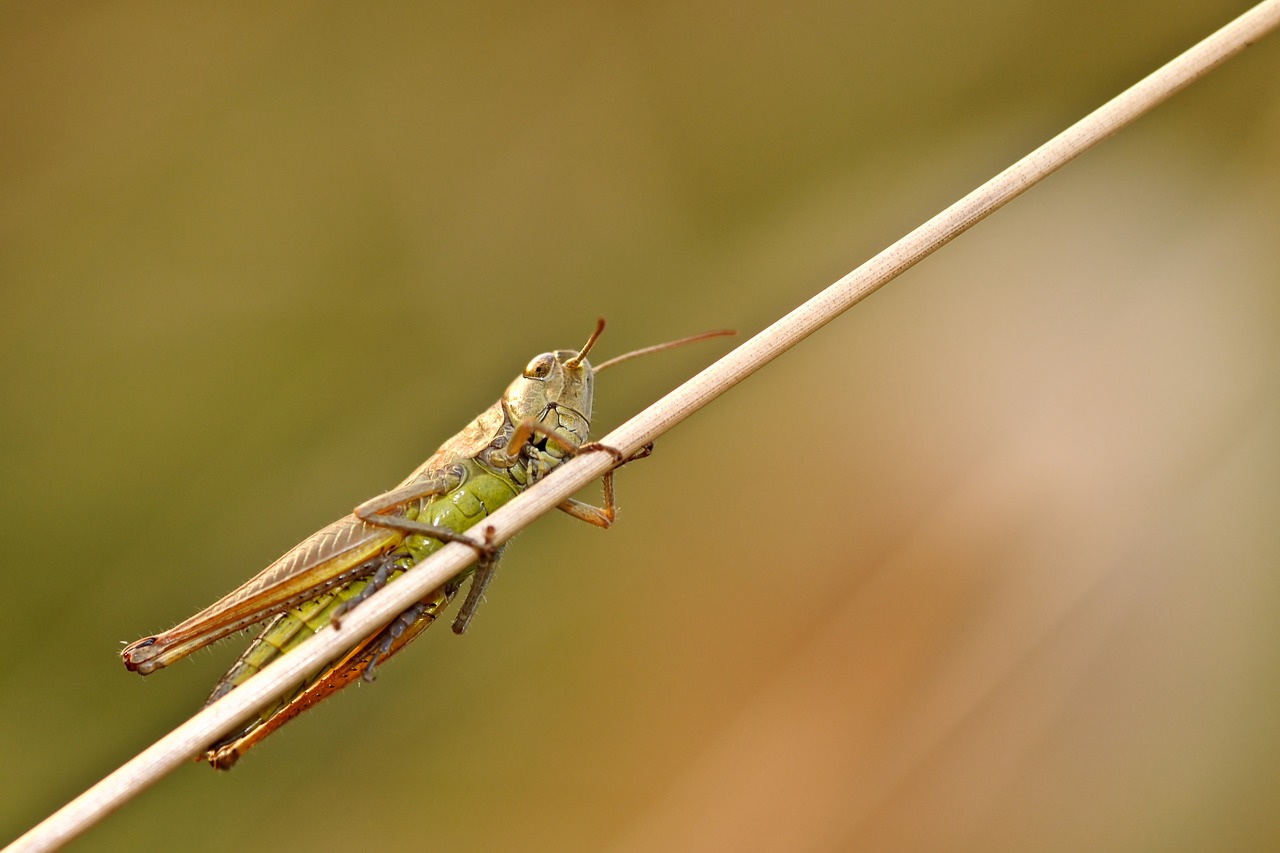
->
8 2 1279 850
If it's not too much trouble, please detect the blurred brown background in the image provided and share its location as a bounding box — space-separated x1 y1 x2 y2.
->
2 2 1278 850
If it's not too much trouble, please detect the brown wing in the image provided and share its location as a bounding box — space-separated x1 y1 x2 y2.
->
123 399 509 676
122 515 400 674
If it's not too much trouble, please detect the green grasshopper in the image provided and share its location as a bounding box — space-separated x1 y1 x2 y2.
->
121 319 730 769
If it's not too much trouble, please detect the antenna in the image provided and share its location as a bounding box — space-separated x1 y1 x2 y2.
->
565 317 607 369
594 328 736 373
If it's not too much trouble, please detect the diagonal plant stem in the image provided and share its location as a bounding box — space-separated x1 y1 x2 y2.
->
8 2 1279 851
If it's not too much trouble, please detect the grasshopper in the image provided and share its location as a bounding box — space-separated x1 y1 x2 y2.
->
121 319 730 768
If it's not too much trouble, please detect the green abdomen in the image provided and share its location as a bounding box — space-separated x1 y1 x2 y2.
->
208 459 520 709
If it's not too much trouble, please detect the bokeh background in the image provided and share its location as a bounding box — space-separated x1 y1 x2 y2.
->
3 2 1278 850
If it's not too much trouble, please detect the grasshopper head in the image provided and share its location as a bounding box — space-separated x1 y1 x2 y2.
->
500 319 604 447
498 318 733 458
502 348 594 423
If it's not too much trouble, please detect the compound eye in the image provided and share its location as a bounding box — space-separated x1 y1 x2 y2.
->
523 353 556 380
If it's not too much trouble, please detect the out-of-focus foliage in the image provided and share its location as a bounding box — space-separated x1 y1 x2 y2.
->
2 2 1277 850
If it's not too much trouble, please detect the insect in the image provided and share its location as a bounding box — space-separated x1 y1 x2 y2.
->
121 319 730 769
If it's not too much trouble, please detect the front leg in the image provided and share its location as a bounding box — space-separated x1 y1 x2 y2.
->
494 422 654 529
555 442 655 529
495 418 584 463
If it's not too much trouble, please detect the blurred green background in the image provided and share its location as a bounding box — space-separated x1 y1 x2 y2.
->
3 2 1278 850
